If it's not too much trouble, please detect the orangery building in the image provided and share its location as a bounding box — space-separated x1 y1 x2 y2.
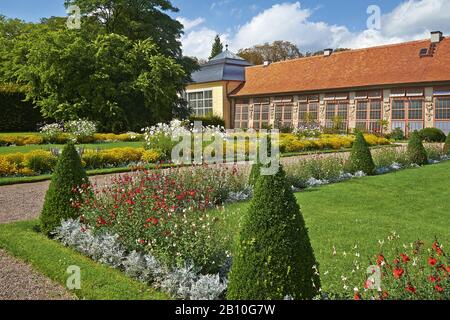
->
186 32 450 134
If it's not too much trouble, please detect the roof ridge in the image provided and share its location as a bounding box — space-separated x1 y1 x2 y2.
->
245 36 447 69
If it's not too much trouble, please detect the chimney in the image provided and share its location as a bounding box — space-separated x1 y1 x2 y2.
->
324 48 333 56
263 60 271 67
431 31 443 43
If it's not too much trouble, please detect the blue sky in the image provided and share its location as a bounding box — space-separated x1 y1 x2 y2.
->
1 0 450 59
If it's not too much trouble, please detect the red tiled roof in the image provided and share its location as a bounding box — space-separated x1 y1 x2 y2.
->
231 37 450 97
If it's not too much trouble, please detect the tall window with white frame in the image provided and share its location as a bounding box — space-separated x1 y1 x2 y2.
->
187 90 213 116
390 88 424 135
274 96 294 129
253 97 270 129
434 86 450 134
234 99 249 129
324 93 349 132
355 91 383 133
298 95 319 127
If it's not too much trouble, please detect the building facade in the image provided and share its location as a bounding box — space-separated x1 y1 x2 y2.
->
185 50 252 128
187 32 450 134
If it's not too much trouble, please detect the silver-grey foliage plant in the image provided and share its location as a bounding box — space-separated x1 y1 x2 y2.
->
54 219 227 300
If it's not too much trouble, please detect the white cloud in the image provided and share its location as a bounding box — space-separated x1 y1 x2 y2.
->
176 17 206 31
180 28 230 59
180 0 450 59
231 2 352 53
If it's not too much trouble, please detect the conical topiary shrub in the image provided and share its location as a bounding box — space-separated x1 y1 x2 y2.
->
248 162 262 187
40 143 88 236
444 133 450 156
348 132 375 175
227 165 320 300
407 131 428 166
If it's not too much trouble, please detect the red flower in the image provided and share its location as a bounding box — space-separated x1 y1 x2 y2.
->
429 276 440 283
377 255 385 266
354 293 362 301
446 266 450 274
146 217 159 226
393 268 404 279
432 242 443 256
406 284 416 294
97 216 107 225
428 257 438 266
435 285 444 293
401 253 410 263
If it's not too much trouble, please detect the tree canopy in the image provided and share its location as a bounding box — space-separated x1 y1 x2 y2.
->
0 1 199 132
238 41 303 65
64 0 183 56
18 31 186 132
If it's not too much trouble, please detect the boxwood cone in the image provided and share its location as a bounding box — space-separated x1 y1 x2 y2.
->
349 132 375 175
248 163 262 187
407 131 428 166
444 133 450 155
40 143 88 236
227 165 320 300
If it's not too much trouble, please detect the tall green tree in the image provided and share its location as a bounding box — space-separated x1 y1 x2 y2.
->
209 35 223 59
64 0 183 56
19 31 186 132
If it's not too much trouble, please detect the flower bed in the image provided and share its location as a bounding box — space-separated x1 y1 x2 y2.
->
0 147 163 176
53 165 248 299
280 134 390 153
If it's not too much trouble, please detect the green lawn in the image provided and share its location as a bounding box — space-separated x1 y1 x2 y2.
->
216 161 450 294
0 141 144 154
0 220 168 300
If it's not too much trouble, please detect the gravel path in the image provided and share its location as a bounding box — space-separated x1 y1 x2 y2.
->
0 173 129 225
0 249 73 300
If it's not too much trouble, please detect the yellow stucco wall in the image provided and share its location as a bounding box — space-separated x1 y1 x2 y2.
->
186 81 242 128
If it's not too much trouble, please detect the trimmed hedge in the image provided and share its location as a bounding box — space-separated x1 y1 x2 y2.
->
248 163 262 187
227 165 320 300
407 131 428 166
189 115 225 127
418 128 446 143
40 143 88 236
0 90 43 132
348 132 375 175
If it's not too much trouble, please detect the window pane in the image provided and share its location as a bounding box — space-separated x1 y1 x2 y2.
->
337 103 348 120
392 100 405 120
436 98 450 120
356 102 367 120
370 101 382 120
408 100 423 120
326 104 336 120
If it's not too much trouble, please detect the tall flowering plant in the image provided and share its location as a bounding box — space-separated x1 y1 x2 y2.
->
74 165 245 273
317 233 450 300
355 238 450 300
